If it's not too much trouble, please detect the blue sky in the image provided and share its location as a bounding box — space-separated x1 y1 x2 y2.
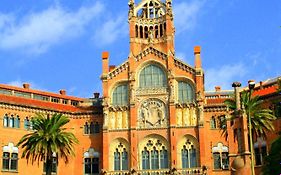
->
0 0 280 97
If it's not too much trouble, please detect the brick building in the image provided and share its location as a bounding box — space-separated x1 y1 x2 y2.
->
0 0 280 175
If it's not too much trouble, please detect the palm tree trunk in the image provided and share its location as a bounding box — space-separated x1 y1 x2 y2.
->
46 150 53 175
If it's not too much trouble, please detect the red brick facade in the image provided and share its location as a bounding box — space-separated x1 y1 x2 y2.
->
0 1 280 175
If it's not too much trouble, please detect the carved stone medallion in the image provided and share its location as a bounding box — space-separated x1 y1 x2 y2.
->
138 99 167 128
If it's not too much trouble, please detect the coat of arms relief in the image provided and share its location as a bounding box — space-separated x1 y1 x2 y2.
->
138 99 168 128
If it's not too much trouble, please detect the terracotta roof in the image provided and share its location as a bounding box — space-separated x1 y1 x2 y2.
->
0 84 84 101
0 94 92 113
253 85 278 96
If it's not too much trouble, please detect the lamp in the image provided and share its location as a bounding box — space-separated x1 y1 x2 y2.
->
247 80 255 175
248 80 255 90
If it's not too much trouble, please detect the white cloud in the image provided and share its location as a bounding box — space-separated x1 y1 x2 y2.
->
174 0 205 34
93 14 128 46
205 63 247 91
0 2 104 55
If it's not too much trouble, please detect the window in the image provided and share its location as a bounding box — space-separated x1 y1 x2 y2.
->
113 143 129 171
141 140 168 170
62 99 68 104
112 85 128 106
218 115 227 129
0 88 12 95
84 122 90 134
43 156 57 174
142 148 150 170
84 148 99 175
210 116 216 129
181 145 197 168
14 91 31 98
254 138 267 166
139 65 166 88
178 81 194 103
3 114 8 127
14 116 20 128
3 114 20 128
9 115 14 128
24 117 33 130
33 94 50 101
84 122 100 135
51 98 59 103
212 143 229 170
2 143 18 171
71 101 79 106
114 148 128 170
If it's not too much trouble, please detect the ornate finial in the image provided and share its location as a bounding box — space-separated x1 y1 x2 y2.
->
232 82 241 88
128 0 135 19
166 0 173 17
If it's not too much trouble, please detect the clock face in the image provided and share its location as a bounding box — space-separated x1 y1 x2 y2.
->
138 99 167 128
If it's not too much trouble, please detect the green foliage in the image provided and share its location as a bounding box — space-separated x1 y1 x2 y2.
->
224 91 276 138
277 78 281 94
262 133 281 175
17 113 78 175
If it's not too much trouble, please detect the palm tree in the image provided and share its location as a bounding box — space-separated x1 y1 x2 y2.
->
223 91 276 139
17 113 78 175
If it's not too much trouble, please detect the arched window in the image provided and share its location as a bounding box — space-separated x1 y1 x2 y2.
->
254 138 267 166
84 148 99 175
3 114 8 127
9 115 14 128
90 122 94 134
160 24 163 37
24 117 30 129
178 81 194 103
113 144 128 171
210 116 216 129
212 143 229 170
15 116 20 128
139 65 166 88
155 25 159 38
151 147 159 169
141 139 169 170
140 26 143 38
181 140 198 168
2 143 18 171
144 26 148 38
114 151 121 170
84 122 89 134
112 84 128 106
135 25 139 38
218 115 227 129
142 148 150 170
160 148 168 168
121 150 128 170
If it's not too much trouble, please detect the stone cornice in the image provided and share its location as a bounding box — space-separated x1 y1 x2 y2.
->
135 47 168 61
174 58 195 74
107 61 129 80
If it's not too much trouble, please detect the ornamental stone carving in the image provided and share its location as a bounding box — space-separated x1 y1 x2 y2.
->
138 99 167 128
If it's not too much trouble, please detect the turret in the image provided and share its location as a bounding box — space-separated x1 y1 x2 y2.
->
128 0 175 55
